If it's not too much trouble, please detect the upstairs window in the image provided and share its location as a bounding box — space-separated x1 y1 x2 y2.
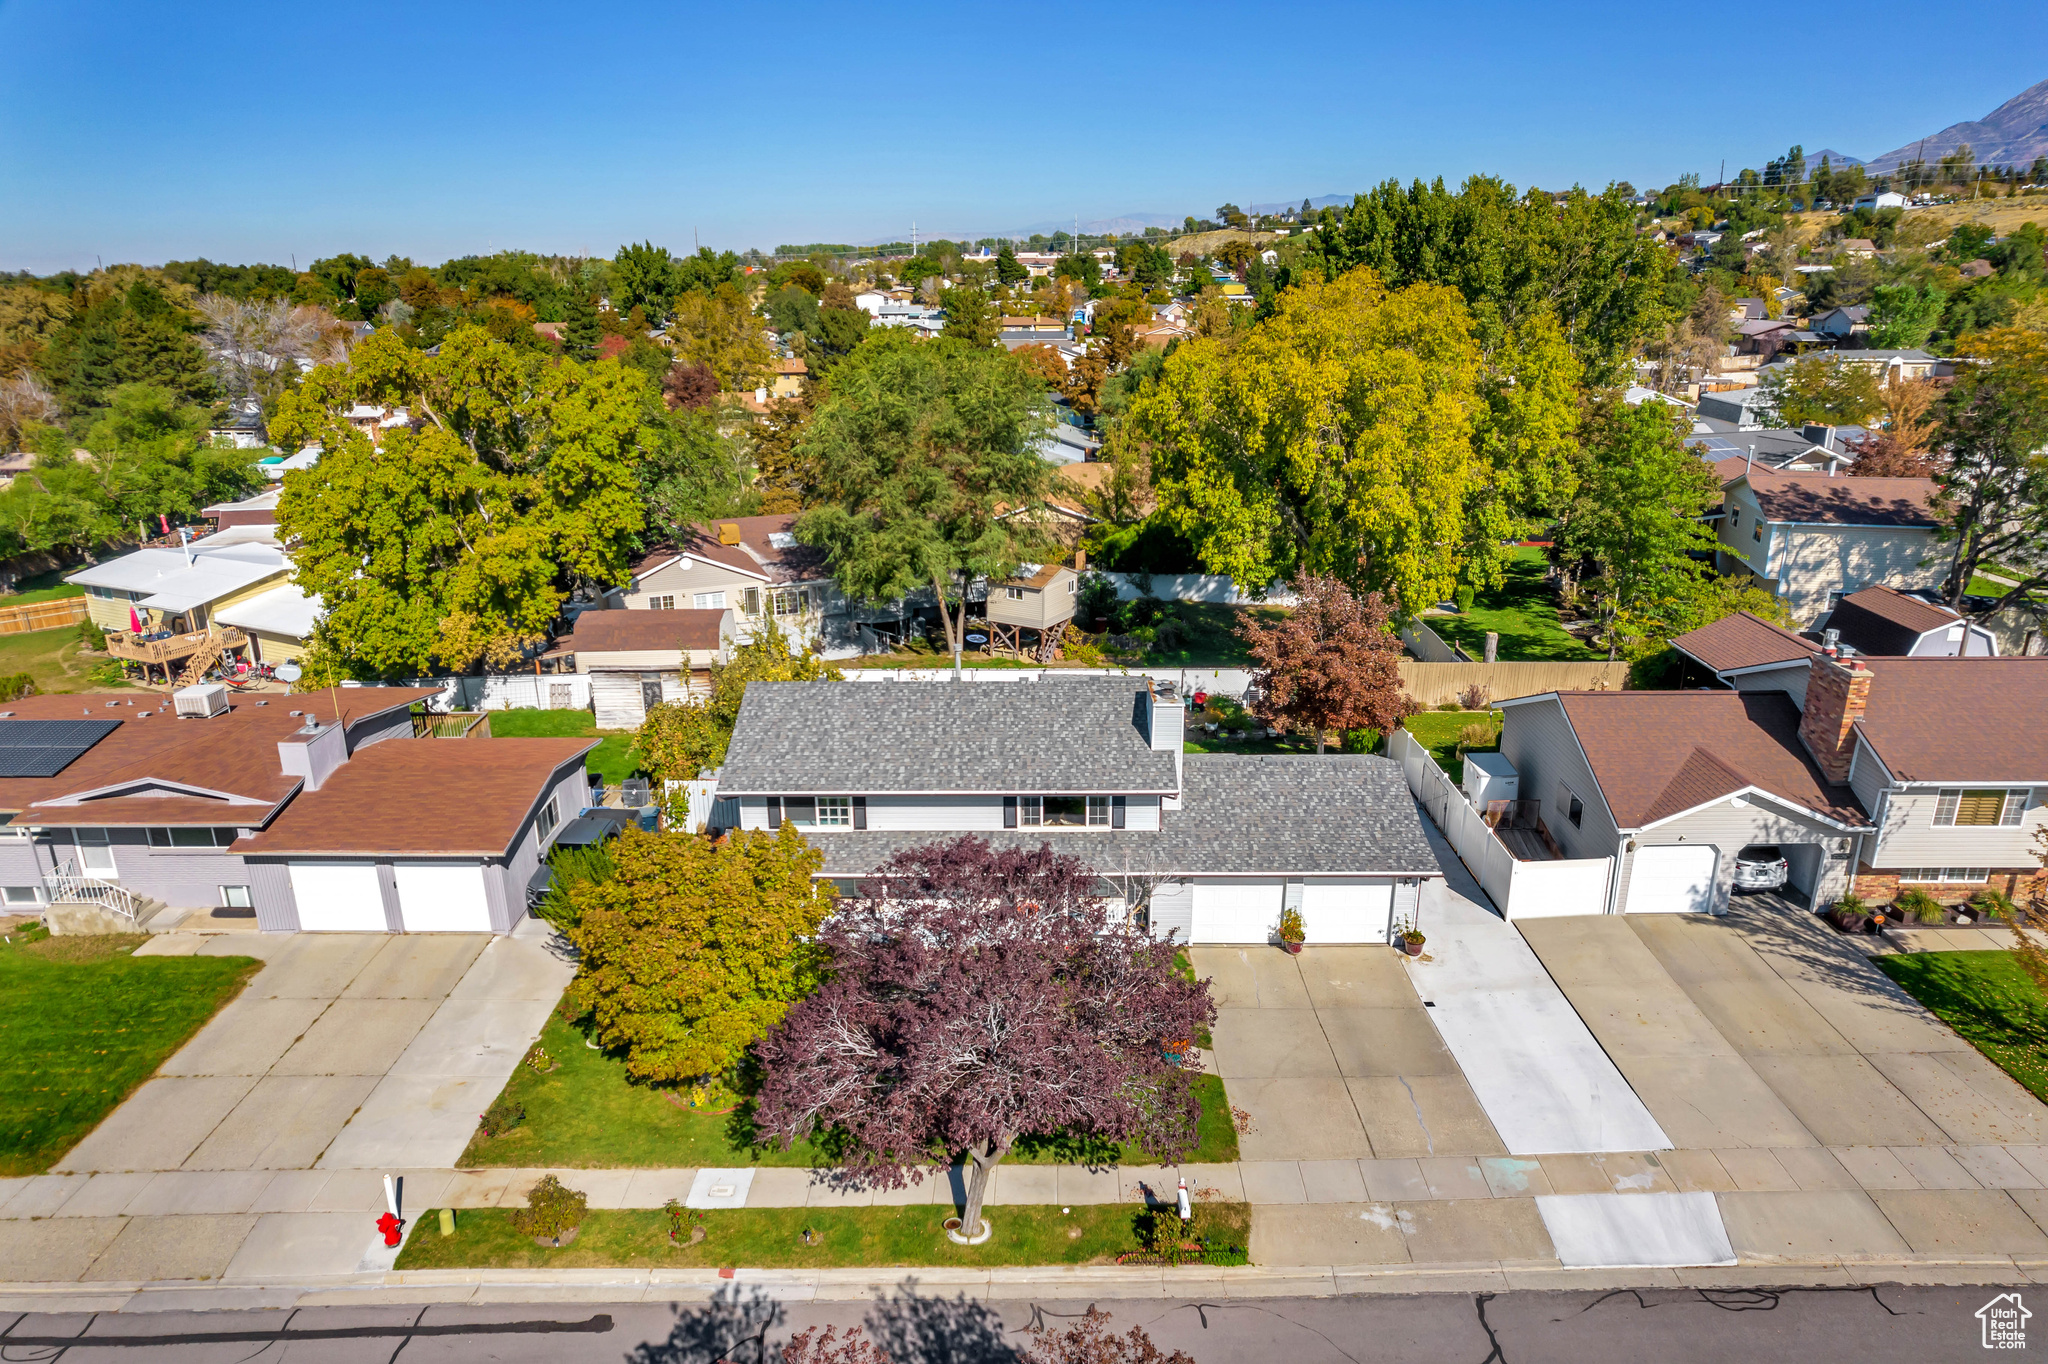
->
1087 795 1110 826
743 586 761 615
146 827 238 849
1934 789 2027 827
647 595 676 610
1005 587 1025 600
1752 522 1763 543
816 797 852 827
1019 796 1098 828
693 591 726 610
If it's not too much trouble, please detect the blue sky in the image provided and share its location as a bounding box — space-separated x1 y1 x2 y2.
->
3 0 2045 273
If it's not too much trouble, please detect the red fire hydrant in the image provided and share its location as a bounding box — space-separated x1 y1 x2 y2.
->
376 1211 404 1247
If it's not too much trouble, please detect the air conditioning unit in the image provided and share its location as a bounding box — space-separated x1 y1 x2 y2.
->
1462 752 1519 808
173 683 230 719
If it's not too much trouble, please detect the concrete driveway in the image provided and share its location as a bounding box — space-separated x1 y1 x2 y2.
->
56 925 571 1175
1192 945 1506 1162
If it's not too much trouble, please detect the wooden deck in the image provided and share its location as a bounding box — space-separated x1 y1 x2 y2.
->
104 627 246 667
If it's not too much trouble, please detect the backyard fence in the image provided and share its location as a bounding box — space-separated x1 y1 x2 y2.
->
0 597 88 636
1390 728 1613 920
1398 660 1629 707
1400 617 1468 663
1094 573 1297 606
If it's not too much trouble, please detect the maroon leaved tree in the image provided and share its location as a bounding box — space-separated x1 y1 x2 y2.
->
661 360 719 411
752 835 1216 1243
1239 572 1417 752
1022 1306 1197 1364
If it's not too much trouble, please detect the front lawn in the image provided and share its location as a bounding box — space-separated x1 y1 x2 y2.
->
0 929 260 1175
1427 550 1599 662
1873 951 2048 1105
487 707 640 785
393 1201 1251 1272
1399 709 1501 783
461 1014 1238 1169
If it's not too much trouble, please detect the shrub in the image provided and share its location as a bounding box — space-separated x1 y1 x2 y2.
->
1894 886 1944 925
0 673 35 702
1435 700 1462 711
478 1096 525 1138
76 619 106 651
534 841 615 929
1276 905 1305 944
1457 682 1489 710
511 1175 587 1242
1453 585 1476 612
1457 722 1493 751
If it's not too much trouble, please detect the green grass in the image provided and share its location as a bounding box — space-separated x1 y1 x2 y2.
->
461 1015 1238 1169
1428 550 1599 662
0 623 130 695
1128 602 1287 667
0 930 259 1175
0 566 86 605
1873 951 2048 1104
1398 710 1501 782
486 707 640 784
394 1201 1251 1272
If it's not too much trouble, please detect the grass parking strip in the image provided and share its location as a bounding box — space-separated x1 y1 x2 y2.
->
393 1202 1251 1271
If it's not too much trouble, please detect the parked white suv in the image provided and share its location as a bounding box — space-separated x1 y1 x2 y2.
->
1732 844 1790 893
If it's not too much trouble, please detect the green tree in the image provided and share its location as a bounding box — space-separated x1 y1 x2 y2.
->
1756 355 1884 428
1931 328 2048 611
271 326 650 675
1130 267 1486 613
611 242 676 321
793 333 1055 673
560 291 600 361
635 619 843 780
809 305 871 375
1054 251 1101 288
1298 177 1665 384
566 825 834 1083
939 285 999 347
1553 395 1722 658
1868 282 1948 349
765 284 820 337
995 241 1029 285
671 284 771 391
1622 575 1794 686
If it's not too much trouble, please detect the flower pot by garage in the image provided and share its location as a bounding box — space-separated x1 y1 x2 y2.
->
1400 938 1424 957
1283 941 1302 955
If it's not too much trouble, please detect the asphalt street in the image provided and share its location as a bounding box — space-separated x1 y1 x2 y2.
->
0 1283 2028 1363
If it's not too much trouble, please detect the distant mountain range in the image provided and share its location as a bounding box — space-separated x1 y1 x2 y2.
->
1794 76 2048 173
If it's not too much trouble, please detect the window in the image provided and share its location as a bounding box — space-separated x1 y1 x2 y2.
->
742 586 761 615
1568 793 1584 828
146 828 237 849
1020 796 1096 828
1752 522 1763 543
219 885 252 909
537 796 559 841
693 591 726 610
1005 587 1025 600
783 797 818 826
2 886 41 907
1019 796 1044 827
1087 795 1110 826
1897 867 1991 884
0 825 26 840
1934 789 2026 827
772 587 806 616
816 796 852 827
647 595 676 611
1070 579 1078 595
75 828 116 876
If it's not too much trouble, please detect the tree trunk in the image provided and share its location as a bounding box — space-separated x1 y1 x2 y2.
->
931 571 964 681
959 1133 1012 1239
1314 725 1327 755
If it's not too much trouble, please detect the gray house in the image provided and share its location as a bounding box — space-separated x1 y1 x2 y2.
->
0 688 592 934
712 678 1443 945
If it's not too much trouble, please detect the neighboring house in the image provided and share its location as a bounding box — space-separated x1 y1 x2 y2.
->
1032 423 1101 464
770 355 807 399
0 452 36 490
1839 238 1878 259
1667 609 1821 703
1695 388 1773 429
1732 317 1798 360
1820 584 1998 657
1959 259 1995 280
343 405 411 445
259 447 320 481
1716 469 1942 622
1832 349 1937 381
214 585 322 667
567 607 732 728
1810 304 1870 339
853 291 888 315
68 540 303 683
713 679 1443 944
202 488 281 531
999 315 1069 334
0 687 593 933
603 514 853 649
206 402 267 449
1854 191 1908 210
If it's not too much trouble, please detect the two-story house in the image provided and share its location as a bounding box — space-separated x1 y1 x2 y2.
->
0 687 593 934
1716 469 1942 623
712 678 1443 945
604 515 844 649
1496 639 2047 916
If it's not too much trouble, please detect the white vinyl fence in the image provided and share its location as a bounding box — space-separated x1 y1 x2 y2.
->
1389 728 1613 921
343 674 593 712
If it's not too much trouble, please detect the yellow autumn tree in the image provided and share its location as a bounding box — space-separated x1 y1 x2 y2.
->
1131 267 1485 611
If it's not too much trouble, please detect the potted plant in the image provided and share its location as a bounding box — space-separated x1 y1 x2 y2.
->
1828 893 1870 933
1970 887 2017 923
1895 886 1945 926
1396 916 1425 957
1276 906 1305 954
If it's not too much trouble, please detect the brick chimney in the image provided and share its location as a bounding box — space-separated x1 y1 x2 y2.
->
1798 652 1872 784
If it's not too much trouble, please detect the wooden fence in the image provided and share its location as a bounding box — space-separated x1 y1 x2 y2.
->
0 596 87 636
1398 660 1628 707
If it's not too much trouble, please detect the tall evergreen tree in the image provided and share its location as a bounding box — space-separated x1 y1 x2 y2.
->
562 291 600 362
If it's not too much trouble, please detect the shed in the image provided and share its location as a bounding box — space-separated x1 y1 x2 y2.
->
569 607 732 728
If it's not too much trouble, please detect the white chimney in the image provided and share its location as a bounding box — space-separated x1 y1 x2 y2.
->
277 721 348 791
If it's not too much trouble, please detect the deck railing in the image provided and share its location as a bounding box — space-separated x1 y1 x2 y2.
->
43 858 141 925
104 627 247 666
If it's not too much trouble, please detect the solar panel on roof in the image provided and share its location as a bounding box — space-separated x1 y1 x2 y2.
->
0 718 122 777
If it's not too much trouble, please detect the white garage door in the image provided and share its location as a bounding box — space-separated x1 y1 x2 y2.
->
1191 878 1284 944
289 862 387 932
1625 845 1719 915
1300 879 1395 944
394 862 493 933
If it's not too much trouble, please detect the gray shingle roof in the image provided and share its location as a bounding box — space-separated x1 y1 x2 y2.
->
805 755 1442 879
717 679 1181 795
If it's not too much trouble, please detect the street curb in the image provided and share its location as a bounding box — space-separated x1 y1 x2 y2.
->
0 1255 2042 1312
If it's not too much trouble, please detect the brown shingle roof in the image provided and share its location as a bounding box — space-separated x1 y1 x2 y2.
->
1743 470 1938 527
1670 611 1818 674
241 737 595 857
1554 691 1865 828
0 688 440 826
1851 657 2048 782
570 607 726 654
631 514 827 586
1826 585 1958 656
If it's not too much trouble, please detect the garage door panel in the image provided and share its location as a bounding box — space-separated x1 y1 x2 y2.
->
1191 879 1282 944
1299 878 1394 944
1625 845 1719 915
289 862 387 932
394 863 493 933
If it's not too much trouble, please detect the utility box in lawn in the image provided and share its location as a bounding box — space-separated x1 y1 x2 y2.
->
1462 752 1519 808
